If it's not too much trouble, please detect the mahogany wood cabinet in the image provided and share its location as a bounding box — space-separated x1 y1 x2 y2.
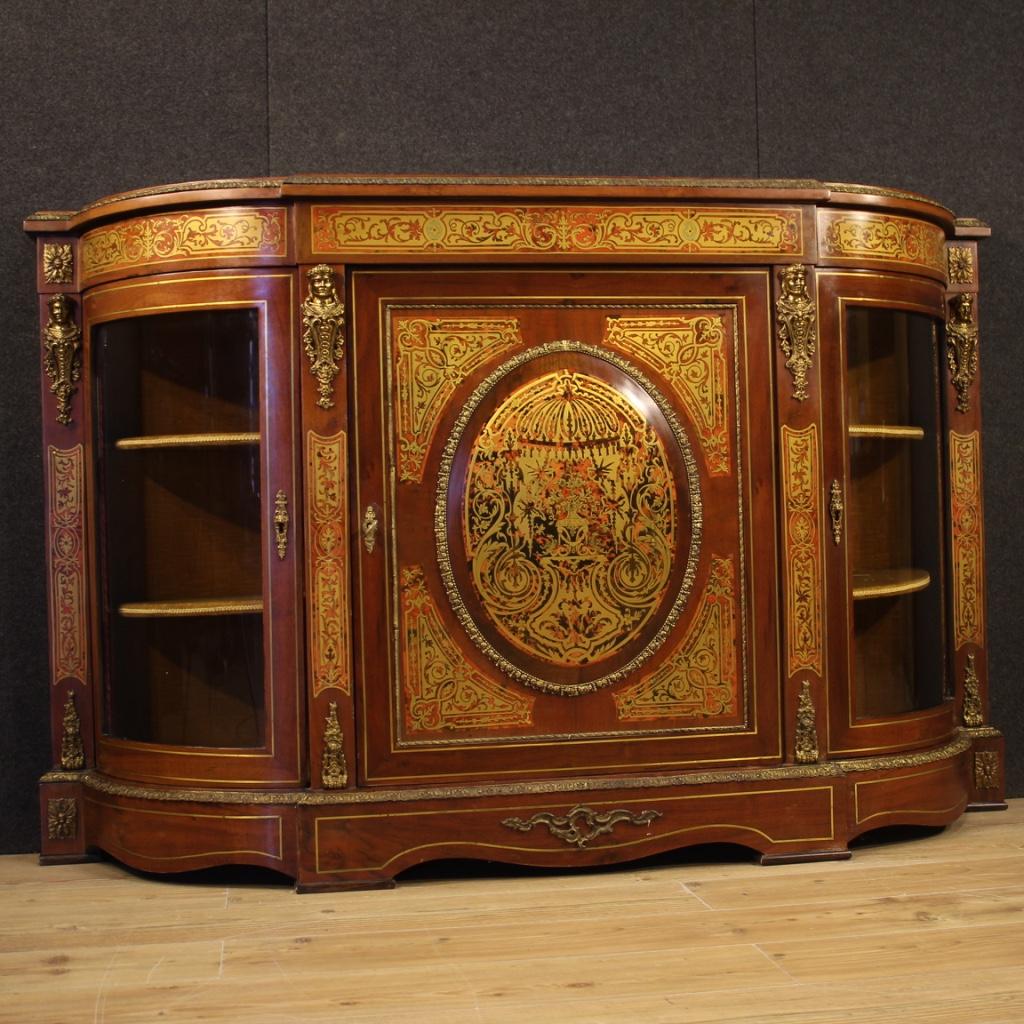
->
27 177 1005 891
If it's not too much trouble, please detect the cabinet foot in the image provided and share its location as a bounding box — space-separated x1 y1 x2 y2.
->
295 878 396 894
759 848 852 866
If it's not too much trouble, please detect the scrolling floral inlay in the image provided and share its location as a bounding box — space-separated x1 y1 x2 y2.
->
436 341 702 696
795 680 819 764
962 651 983 727
81 207 286 279
43 294 82 426
307 431 351 695
49 445 87 686
401 567 534 733
614 556 738 721
312 205 803 256
47 798 77 840
394 315 522 482
302 264 346 410
950 431 984 649
60 691 85 770
43 243 73 284
501 805 662 848
781 426 824 676
462 369 677 670
603 313 732 475
775 265 817 401
947 246 974 285
321 701 348 788
819 210 946 275
946 293 979 414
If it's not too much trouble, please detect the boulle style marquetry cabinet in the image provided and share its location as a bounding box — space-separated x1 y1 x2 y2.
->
27 176 1005 891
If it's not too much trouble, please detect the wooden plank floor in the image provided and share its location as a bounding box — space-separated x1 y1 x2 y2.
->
2 802 1023 1023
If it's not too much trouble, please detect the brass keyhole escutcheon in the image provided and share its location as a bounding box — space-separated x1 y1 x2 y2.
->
363 504 379 554
274 490 289 559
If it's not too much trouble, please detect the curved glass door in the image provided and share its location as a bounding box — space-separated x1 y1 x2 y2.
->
845 308 946 717
93 309 264 747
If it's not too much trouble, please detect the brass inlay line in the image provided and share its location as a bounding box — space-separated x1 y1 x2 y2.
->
847 424 925 440
115 432 260 450
119 597 262 617
851 569 930 600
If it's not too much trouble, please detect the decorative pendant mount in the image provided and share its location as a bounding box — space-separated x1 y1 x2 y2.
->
962 651 983 727
794 680 819 764
775 265 817 401
946 293 979 414
60 691 85 770
321 701 348 788
302 264 345 409
43 294 82 426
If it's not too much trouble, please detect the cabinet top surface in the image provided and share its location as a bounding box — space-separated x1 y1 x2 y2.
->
24 174 975 233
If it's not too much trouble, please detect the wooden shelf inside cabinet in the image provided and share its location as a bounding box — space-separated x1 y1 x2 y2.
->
114 432 260 450
851 569 931 601
848 424 925 440
118 598 263 618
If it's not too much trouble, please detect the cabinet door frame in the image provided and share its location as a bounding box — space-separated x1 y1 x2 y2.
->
83 269 305 786
350 267 782 785
817 270 956 756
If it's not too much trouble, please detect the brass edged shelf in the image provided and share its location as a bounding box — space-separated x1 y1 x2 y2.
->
848 424 925 441
118 597 263 618
115 432 260 450
851 568 931 601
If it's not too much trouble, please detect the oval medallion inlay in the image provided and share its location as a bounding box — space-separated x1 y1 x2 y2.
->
436 341 702 695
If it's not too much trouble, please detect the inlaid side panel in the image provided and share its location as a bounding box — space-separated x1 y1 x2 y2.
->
307 430 352 696
950 430 984 649
48 445 87 687
781 424 824 677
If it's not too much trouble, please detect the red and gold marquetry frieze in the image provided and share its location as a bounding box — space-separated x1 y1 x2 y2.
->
950 430 984 649
400 567 534 733
818 210 946 276
307 431 352 695
313 205 803 257
81 207 287 280
49 445 87 686
603 313 732 475
614 556 738 721
393 316 522 483
781 425 824 676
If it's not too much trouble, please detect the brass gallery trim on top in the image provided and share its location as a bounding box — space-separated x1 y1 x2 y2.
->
79 207 287 281
310 205 805 257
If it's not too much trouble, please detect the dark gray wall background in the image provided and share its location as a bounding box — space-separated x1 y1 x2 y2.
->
1 0 1020 855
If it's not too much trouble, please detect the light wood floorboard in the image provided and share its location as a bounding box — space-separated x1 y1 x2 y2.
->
2 801 1022 1023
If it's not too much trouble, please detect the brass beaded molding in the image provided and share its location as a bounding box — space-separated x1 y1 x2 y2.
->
40 731 974 807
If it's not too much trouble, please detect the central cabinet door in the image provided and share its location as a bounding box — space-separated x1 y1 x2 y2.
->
352 270 779 784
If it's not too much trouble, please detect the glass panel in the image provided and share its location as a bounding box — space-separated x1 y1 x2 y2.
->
93 309 264 747
845 308 945 717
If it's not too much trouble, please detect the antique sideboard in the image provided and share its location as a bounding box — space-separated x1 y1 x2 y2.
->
27 176 1004 891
